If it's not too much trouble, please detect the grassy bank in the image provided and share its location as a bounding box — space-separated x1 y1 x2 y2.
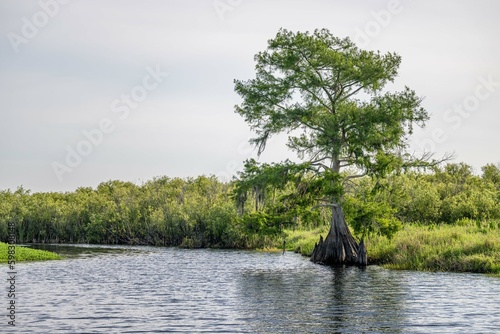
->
284 221 500 276
284 226 329 256
0 243 62 262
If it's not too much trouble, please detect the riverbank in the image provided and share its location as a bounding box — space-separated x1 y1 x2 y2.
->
0 242 62 262
284 221 500 276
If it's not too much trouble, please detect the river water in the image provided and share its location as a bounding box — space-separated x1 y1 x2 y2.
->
4 245 500 333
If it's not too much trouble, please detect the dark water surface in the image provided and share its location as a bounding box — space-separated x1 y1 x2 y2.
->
5 245 500 333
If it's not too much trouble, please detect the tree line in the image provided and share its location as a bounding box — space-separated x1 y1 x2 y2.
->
0 176 241 247
234 161 500 240
0 162 498 247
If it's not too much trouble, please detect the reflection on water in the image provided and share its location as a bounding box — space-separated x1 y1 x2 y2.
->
5 246 500 333
238 264 408 333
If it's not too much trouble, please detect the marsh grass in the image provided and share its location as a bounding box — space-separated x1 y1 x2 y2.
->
0 243 62 262
284 226 330 256
283 220 500 276
366 221 500 275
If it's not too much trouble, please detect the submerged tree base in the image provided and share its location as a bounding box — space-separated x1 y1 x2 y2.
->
310 206 366 266
356 239 367 267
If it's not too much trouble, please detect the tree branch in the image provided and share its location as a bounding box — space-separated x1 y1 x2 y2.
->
311 203 339 210
310 162 330 170
297 49 337 110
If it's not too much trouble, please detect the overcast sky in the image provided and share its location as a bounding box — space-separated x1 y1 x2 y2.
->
1 0 499 192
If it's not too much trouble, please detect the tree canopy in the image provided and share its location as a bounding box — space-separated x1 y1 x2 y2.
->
235 28 429 189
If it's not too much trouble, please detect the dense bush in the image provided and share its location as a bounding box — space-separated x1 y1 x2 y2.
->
0 162 498 247
342 163 500 231
0 176 244 247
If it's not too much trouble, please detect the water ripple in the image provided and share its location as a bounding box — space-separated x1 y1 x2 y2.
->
4 247 500 333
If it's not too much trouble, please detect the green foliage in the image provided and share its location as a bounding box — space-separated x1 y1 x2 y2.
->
0 243 62 262
0 176 244 248
482 163 500 190
342 163 500 225
344 194 401 239
366 222 500 275
232 159 334 241
235 28 428 178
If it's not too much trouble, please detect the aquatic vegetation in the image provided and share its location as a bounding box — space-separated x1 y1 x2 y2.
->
0 242 62 262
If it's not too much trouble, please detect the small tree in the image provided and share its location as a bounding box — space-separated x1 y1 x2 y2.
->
234 28 431 265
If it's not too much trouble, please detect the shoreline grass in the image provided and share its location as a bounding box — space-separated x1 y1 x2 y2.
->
283 221 500 276
366 222 500 276
284 225 329 255
0 243 62 262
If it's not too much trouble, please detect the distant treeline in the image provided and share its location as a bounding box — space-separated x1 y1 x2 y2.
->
0 176 244 247
0 163 499 246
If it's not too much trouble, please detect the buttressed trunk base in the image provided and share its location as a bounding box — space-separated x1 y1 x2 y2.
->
310 205 366 266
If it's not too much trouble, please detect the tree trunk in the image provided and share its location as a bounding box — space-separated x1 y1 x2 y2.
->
356 239 367 267
310 205 360 265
